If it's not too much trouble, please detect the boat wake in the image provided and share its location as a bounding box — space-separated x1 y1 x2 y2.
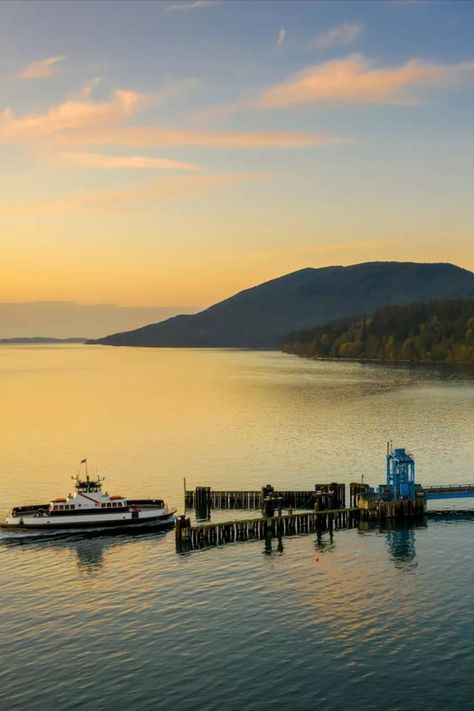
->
0 519 174 546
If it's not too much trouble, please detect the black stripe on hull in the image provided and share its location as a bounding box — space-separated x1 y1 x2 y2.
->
1 515 176 531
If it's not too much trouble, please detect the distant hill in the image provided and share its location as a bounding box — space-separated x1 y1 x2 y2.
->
0 337 87 344
283 299 474 365
91 262 474 348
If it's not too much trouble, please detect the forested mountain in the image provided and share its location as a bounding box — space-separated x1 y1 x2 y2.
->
92 262 474 348
283 299 474 364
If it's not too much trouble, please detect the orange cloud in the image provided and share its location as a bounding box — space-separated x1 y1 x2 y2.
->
255 54 474 108
57 151 200 170
55 125 341 149
0 83 153 141
11 55 65 80
0 79 341 150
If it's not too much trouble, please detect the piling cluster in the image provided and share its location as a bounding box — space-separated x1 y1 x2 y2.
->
357 495 426 521
186 483 346 513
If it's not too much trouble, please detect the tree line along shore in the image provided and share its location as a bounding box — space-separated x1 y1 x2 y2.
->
283 299 474 365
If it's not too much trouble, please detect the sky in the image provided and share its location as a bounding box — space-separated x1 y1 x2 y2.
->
0 0 473 336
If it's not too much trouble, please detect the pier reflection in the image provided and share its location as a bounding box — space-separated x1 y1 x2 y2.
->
358 519 427 569
315 529 334 549
384 521 425 569
263 531 284 556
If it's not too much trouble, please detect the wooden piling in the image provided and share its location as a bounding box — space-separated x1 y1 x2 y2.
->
175 507 360 551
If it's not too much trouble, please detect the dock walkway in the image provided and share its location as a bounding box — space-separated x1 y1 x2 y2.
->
176 507 359 551
424 484 474 500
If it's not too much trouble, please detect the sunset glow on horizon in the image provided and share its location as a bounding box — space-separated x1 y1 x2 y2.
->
0 0 473 334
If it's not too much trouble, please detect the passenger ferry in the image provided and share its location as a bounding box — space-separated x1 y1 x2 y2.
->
1 471 176 531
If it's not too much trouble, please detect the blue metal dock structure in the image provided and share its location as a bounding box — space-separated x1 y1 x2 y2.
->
357 445 474 520
385 444 474 501
386 447 416 501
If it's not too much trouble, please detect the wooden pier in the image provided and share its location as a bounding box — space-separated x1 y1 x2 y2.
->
175 507 360 551
185 483 347 512
177 447 474 553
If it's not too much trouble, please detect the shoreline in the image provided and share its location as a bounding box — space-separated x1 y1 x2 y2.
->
282 351 474 367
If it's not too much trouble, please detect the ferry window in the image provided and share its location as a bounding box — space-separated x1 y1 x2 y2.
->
59 505 64 510
102 503 106 508
118 502 122 507
70 505 75 510
65 505 69 510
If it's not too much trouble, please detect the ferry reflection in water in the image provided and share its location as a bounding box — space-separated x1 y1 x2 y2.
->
0 527 174 575
71 538 107 575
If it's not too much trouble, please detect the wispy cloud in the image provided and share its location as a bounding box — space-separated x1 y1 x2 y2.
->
57 151 200 170
11 55 65 80
165 0 219 11
391 1 430 5
0 78 340 150
311 22 364 50
255 54 474 108
277 28 286 47
0 82 154 141
54 125 342 149
0 173 267 214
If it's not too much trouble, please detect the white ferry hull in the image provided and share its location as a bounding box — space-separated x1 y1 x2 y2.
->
1 509 176 531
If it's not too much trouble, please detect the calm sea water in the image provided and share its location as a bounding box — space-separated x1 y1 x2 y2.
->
0 346 473 710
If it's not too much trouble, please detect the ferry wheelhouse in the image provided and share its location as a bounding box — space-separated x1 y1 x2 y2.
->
2 473 176 530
